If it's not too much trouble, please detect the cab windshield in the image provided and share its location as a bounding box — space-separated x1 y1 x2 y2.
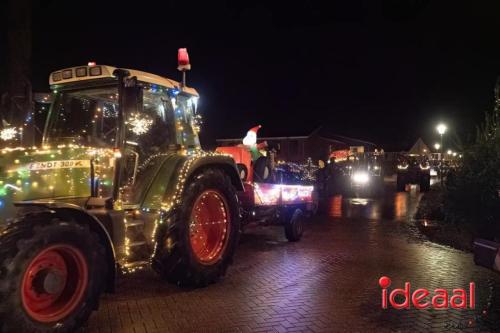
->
44 84 200 150
44 86 119 146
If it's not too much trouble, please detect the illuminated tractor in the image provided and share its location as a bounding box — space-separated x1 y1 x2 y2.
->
216 129 316 242
396 154 431 192
0 50 244 332
328 150 384 197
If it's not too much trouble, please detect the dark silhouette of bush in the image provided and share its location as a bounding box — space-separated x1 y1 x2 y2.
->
444 79 500 240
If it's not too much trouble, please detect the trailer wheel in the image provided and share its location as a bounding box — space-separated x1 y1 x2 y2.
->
284 208 305 242
0 216 106 333
153 168 240 287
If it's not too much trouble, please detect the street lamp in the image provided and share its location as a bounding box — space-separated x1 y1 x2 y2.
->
437 123 447 151
436 123 447 185
437 123 447 135
434 143 440 150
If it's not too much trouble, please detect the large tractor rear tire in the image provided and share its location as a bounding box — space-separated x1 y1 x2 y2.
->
153 168 240 287
0 216 106 333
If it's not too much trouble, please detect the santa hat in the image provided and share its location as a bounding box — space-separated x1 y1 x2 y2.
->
248 125 262 134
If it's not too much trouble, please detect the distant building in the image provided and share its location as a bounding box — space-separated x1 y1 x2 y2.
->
216 127 378 163
408 138 431 156
382 138 440 162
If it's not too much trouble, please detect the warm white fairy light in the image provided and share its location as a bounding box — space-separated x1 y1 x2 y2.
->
127 113 153 135
192 114 203 134
0 127 19 141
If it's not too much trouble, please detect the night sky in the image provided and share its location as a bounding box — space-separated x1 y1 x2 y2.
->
15 1 500 149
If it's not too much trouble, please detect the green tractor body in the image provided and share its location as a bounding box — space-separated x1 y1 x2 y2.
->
0 61 243 332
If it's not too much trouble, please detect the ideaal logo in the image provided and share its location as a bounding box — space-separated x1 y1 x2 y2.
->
379 276 475 309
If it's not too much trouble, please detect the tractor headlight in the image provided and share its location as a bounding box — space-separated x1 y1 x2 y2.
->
352 171 369 184
89 66 102 76
75 67 87 77
419 163 430 170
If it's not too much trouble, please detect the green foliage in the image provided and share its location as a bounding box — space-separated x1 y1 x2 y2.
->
444 80 500 238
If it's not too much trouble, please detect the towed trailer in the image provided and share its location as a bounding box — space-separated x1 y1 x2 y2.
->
217 143 317 242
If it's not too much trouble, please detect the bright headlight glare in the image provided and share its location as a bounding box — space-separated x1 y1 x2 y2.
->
352 172 369 184
420 164 430 170
397 164 408 170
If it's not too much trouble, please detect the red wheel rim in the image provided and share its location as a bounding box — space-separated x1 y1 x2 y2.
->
190 190 231 264
21 244 88 323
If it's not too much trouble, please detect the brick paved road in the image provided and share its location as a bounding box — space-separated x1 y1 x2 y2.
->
86 186 500 333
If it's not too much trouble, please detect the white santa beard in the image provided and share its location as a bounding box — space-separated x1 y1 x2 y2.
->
243 133 257 146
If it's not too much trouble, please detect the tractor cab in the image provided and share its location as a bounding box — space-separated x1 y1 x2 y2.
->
46 64 201 203
396 153 431 192
0 63 201 216
326 149 385 196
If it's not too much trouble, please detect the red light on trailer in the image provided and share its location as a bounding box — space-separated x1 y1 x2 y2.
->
88 61 96 67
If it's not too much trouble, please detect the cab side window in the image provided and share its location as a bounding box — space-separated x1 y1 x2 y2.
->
121 85 175 204
125 87 173 161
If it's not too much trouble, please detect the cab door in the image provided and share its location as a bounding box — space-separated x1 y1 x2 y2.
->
116 79 177 266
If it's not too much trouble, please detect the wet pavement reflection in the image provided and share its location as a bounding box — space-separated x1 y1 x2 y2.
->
88 178 500 333
325 184 422 222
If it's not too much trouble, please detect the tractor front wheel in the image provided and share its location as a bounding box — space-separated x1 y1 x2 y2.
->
0 216 106 333
153 168 240 287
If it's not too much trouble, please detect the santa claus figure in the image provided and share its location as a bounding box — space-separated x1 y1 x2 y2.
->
242 125 267 161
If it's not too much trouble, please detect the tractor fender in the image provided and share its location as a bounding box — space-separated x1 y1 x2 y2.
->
14 201 117 293
186 154 244 191
142 154 244 211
